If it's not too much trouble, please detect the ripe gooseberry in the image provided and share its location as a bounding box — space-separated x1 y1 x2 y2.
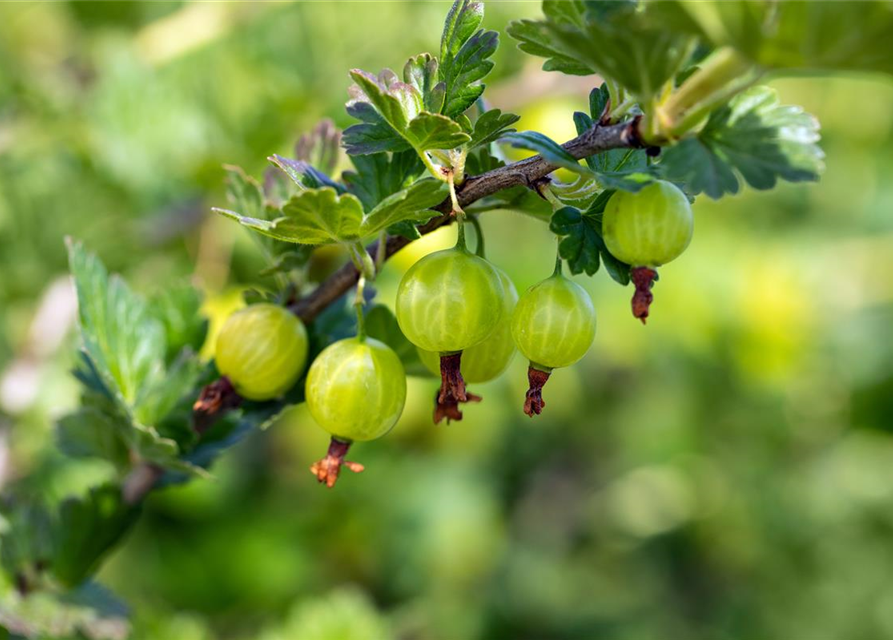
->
396 231 505 420
305 336 406 487
214 303 308 401
511 269 596 417
602 180 693 323
416 266 518 422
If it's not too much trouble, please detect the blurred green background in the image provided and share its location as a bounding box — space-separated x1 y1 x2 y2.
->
2 2 893 639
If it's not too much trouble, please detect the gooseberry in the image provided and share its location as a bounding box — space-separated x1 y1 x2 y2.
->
511 272 596 416
602 180 693 323
416 266 518 422
396 244 505 418
305 336 406 487
214 303 308 401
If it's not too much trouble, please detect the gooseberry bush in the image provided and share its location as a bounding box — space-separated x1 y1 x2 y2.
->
4 0 893 636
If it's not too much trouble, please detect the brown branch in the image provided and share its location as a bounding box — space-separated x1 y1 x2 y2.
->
290 119 645 322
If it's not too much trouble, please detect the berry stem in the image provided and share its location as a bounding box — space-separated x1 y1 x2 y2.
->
523 365 552 417
348 242 376 341
448 170 468 251
310 437 365 488
435 351 479 424
630 266 658 324
468 214 486 258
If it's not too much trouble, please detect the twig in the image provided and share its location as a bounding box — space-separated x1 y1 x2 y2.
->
290 119 643 322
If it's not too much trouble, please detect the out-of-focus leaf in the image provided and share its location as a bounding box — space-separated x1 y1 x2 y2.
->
294 118 342 177
0 581 130 640
260 589 394 640
469 108 520 149
507 4 592 76
66 238 166 418
662 0 893 76
365 305 432 377
52 485 140 587
660 85 824 199
0 503 54 581
57 408 130 470
148 283 207 363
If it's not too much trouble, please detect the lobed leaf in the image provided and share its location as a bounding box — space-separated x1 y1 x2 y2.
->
405 112 471 152
343 150 424 212
501 131 588 175
441 29 499 117
468 108 520 149
404 53 446 113
659 86 824 199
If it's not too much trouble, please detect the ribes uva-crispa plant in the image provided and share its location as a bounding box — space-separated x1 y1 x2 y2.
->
11 0 892 629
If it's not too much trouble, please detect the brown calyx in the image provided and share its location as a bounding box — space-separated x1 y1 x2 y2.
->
193 376 242 434
433 351 481 424
631 266 658 324
523 366 552 417
310 437 364 488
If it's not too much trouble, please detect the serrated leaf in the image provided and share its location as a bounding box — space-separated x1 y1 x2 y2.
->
469 108 520 149
52 485 140 587
294 118 342 176
550 206 601 276
404 53 445 113
343 102 411 155
57 408 130 470
343 150 424 212
0 581 130 640
659 85 824 199
364 305 432 377
440 0 484 70
507 5 592 77
501 131 588 175
441 29 499 117
405 112 471 152
66 239 166 418
149 283 207 363
216 188 364 245
387 220 423 240
349 69 420 132
359 179 448 236
268 154 344 193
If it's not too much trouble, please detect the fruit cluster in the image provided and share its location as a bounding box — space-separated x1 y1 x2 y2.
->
214 180 693 487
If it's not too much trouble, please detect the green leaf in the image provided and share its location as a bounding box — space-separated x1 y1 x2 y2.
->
501 131 588 176
405 112 471 152
216 188 364 245
66 238 166 417
343 150 424 212
440 29 499 117
440 0 484 69
52 485 140 587
665 0 893 76
268 154 344 193
469 108 520 149
343 102 410 155
0 581 130 640
149 283 207 363
364 305 432 377
659 86 824 199
507 2 592 76
404 53 445 113
359 179 448 237
387 220 423 240
57 408 130 470
549 194 631 284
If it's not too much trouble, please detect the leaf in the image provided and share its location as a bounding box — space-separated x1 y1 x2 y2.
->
52 484 140 587
347 70 470 153
343 102 411 155
364 305 432 377
149 283 207 363
387 220 423 240
664 0 893 76
404 112 471 152
549 194 631 284
510 3 695 101
659 86 824 199
441 29 499 117
500 131 588 176
550 206 601 276
294 118 342 176
595 170 657 193
216 188 364 245
404 53 445 113
0 581 130 640
359 179 448 237
342 150 424 212
469 108 520 149
66 238 166 418
57 408 130 470
268 154 344 193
